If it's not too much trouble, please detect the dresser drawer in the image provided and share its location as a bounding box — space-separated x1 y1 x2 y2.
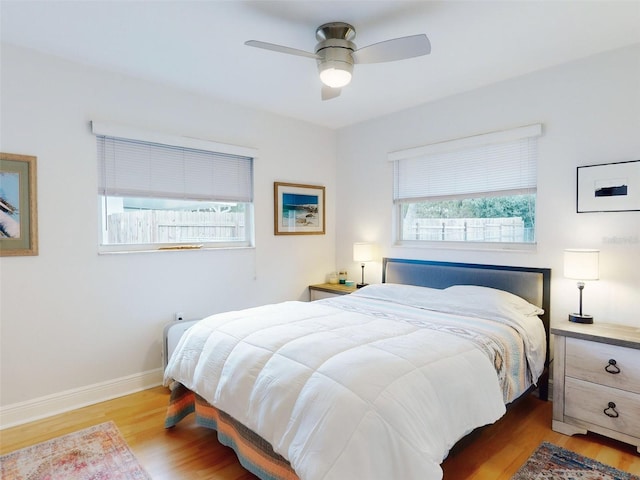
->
565 377 640 438
566 337 640 394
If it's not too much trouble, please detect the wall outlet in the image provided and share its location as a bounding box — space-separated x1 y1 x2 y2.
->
175 312 185 322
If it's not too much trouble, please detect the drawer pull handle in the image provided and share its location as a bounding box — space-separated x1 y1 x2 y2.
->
603 402 619 418
604 359 621 374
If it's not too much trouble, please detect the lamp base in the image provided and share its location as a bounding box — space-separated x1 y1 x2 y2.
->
568 313 594 324
356 283 368 289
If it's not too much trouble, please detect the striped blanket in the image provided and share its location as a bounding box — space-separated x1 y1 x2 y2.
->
166 383 299 480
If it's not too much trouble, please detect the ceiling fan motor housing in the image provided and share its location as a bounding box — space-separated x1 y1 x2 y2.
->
315 22 356 42
316 38 355 68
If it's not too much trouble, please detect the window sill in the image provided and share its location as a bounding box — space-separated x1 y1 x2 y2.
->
98 244 255 255
394 240 537 253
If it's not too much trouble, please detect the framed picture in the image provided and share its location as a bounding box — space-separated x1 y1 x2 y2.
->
0 153 38 256
274 182 325 235
577 160 639 213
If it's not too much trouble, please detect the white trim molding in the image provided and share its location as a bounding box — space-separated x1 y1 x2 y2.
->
91 121 258 159
388 123 542 161
0 368 163 429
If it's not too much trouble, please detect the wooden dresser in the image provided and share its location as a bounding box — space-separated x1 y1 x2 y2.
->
552 322 640 453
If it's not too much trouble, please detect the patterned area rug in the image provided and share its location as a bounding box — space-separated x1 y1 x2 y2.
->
0 421 152 480
513 441 639 479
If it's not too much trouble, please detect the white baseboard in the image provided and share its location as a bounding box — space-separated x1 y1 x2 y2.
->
0 368 164 430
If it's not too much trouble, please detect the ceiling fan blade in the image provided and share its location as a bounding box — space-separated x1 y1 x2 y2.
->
244 40 319 59
321 85 341 101
352 34 431 64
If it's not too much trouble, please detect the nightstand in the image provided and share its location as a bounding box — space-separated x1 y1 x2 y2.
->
309 283 357 301
551 322 640 453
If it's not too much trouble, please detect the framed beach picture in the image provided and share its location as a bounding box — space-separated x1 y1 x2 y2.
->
0 153 38 256
274 182 325 235
577 160 639 213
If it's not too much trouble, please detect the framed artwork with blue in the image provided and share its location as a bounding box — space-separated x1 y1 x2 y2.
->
274 182 325 235
0 152 38 256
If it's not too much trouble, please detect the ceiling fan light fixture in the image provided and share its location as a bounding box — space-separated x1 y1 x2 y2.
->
317 39 354 89
246 20 431 100
319 65 352 88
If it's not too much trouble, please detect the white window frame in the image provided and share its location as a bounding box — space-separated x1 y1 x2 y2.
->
390 124 542 248
93 122 257 253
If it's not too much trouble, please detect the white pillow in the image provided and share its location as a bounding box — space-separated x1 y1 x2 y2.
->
353 283 543 317
351 283 443 304
444 285 544 317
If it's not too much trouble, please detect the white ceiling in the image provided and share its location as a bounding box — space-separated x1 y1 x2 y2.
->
2 1 640 129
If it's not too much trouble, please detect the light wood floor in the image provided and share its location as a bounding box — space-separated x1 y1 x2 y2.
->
1 386 638 479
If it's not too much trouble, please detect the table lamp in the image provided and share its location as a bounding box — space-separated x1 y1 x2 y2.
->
353 242 374 288
564 249 599 324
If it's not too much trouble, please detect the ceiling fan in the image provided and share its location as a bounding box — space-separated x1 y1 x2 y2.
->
245 22 431 100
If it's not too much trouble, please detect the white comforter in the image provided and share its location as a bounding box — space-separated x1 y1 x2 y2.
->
164 285 544 480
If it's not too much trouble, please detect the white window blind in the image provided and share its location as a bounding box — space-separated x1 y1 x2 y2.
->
392 124 541 202
95 130 253 203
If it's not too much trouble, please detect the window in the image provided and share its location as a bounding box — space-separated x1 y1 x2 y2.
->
391 124 541 245
93 122 256 251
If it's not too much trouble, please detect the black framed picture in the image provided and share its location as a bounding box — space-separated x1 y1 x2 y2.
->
577 160 639 213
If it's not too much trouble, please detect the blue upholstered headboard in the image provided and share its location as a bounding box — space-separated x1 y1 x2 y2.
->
382 258 550 311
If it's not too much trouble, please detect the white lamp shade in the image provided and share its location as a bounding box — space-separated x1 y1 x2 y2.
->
564 249 599 280
353 242 374 262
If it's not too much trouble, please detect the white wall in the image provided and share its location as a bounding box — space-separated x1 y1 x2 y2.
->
336 44 640 328
0 44 337 412
2 41 639 426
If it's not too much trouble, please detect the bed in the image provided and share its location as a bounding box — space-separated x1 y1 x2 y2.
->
164 258 551 480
